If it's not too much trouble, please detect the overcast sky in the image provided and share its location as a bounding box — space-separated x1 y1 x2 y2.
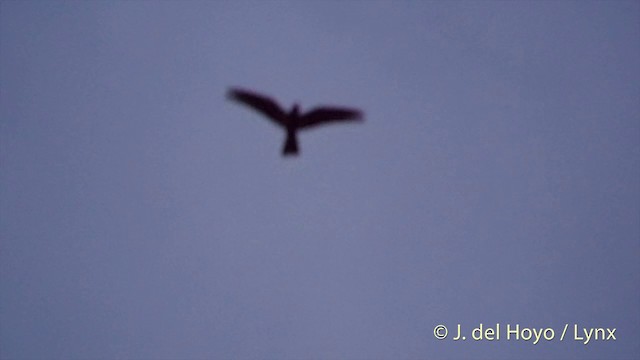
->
1 1 639 359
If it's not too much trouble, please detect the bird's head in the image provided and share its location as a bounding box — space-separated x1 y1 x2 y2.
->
291 103 300 118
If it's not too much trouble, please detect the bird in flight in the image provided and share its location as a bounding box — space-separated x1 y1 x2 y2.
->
227 87 363 156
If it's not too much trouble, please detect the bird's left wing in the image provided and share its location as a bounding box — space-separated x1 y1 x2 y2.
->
298 106 364 129
227 88 287 127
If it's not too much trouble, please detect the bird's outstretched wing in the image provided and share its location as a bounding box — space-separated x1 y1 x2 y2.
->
227 88 287 127
299 107 364 129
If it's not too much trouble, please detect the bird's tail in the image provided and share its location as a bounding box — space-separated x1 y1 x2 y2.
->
282 132 299 156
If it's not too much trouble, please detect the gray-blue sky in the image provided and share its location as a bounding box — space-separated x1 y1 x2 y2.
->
1 1 638 359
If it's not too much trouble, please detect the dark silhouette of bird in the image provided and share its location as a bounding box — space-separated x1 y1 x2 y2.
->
227 87 363 156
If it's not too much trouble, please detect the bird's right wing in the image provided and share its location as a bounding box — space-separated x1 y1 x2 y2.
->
298 106 364 129
227 88 287 127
